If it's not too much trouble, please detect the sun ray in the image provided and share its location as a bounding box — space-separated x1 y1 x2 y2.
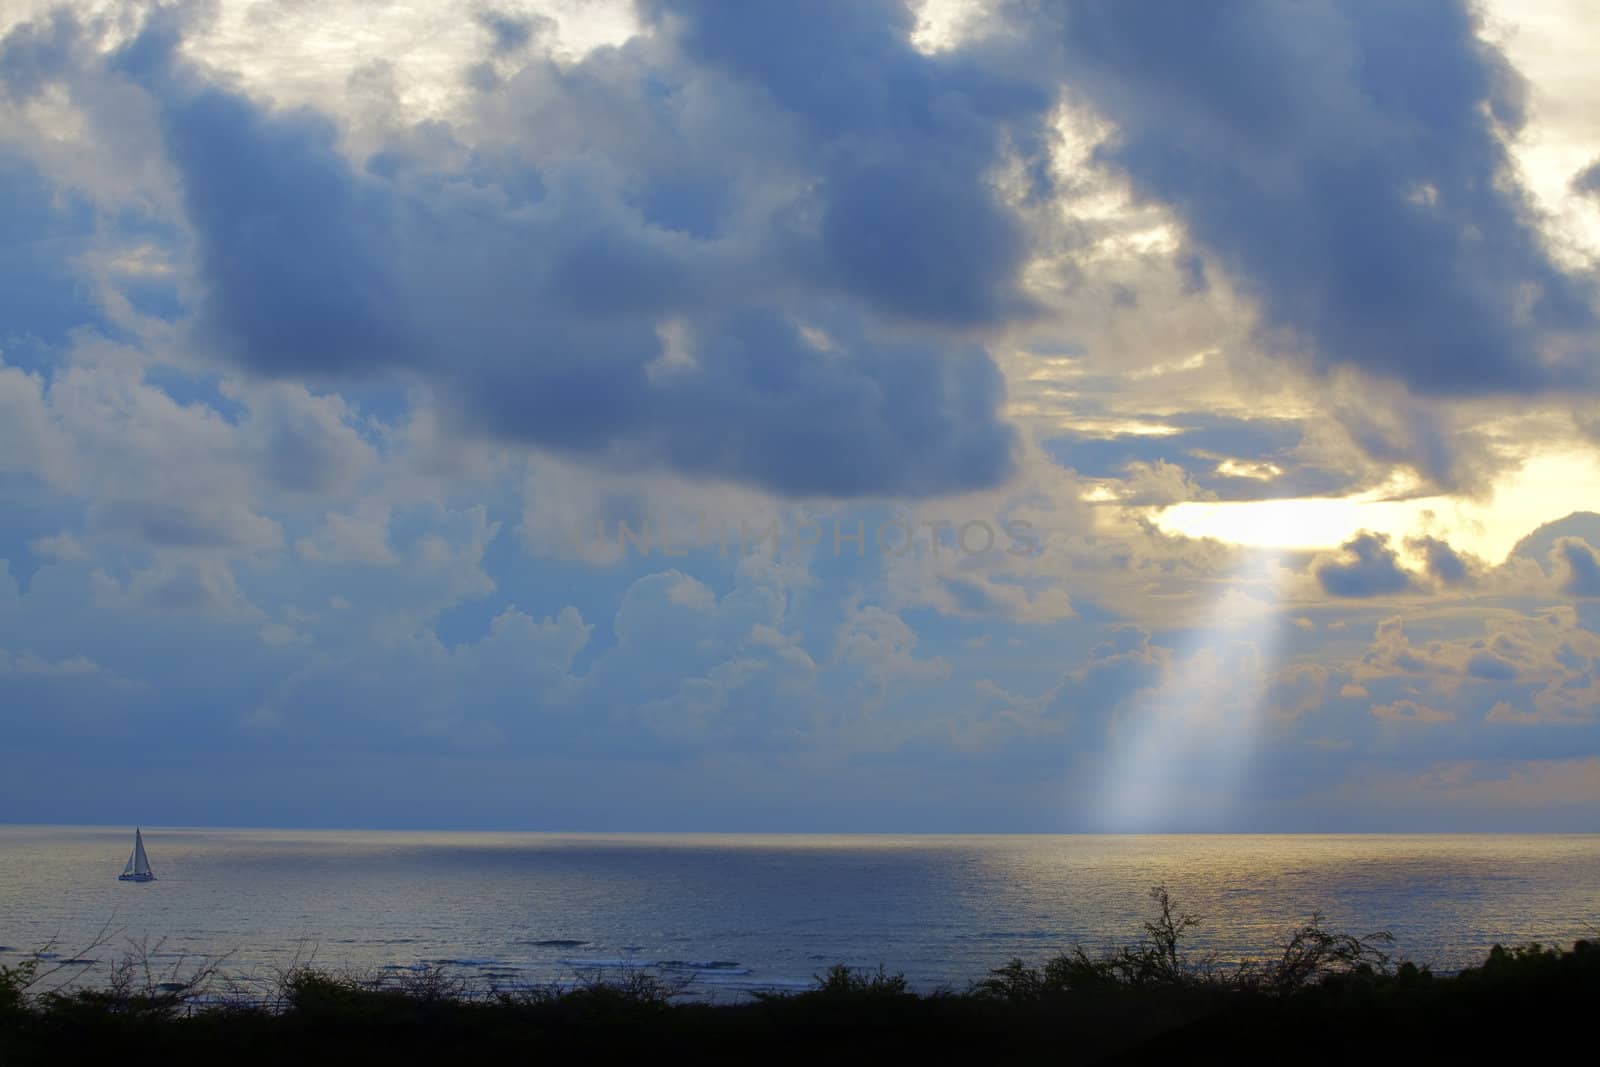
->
1094 555 1289 831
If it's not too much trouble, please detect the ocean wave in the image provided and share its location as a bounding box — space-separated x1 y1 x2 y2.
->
558 957 750 976
738 976 814 991
677 970 754 979
522 939 589 948
963 931 1059 942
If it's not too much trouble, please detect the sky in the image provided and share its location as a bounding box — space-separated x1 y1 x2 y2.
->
1 0 1598 832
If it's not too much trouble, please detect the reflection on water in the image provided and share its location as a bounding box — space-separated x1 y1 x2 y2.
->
1 828 1596 996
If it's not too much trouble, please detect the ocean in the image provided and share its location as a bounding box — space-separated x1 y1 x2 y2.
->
2 827 1597 999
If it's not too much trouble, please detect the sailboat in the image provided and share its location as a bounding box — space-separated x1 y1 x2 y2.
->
118 827 156 882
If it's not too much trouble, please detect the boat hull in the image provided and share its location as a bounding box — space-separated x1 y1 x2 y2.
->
118 873 156 882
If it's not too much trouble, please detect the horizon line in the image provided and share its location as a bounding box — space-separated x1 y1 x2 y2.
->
4 822 1596 837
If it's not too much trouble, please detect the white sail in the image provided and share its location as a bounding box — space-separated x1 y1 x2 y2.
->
132 828 152 876
119 828 156 881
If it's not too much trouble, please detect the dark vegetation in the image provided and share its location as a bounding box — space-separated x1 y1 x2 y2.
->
3 887 1595 1065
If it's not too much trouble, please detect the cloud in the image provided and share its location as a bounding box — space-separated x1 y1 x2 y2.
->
103 557 265 622
1314 532 1417 597
835 602 951 694
0 8 78 99
0 645 127 682
29 532 87 562
2 342 292 555
239 383 376 496
244 598 592 742
1044 414 1355 502
1555 537 1600 597
1371 698 1453 724
1349 607 1599 728
1039 0 1597 396
4 3 1049 499
0 361 74 485
1573 157 1600 198
1510 512 1600 571
1339 758 1600 816
1407 534 1481 588
87 494 281 552
3 1 1600 831
1465 651 1519 681
648 0 1049 324
1262 662 1342 722
0 161 104 356
1323 386 1499 494
295 502 398 565
1115 459 1217 506
475 10 548 58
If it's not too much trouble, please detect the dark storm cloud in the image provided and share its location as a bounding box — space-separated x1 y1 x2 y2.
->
1407 535 1478 588
1510 513 1600 572
158 86 417 378
14 0 1594 504
84 2 1049 498
1573 158 1600 199
1038 0 1597 396
456 307 1013 497
1556 538 1600 598
476 10 544 56
0 7 77 98
643 0 1050 326
1327 394 1497 494
1315 532 1418 598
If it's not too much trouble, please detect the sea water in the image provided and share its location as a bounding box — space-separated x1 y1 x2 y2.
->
2 827 1597 999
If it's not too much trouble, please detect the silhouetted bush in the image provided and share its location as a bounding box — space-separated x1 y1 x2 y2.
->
1238 912 1396 994
0 957 39 1020
976 885 1219 999
807 963 910 998
1460 937 1600 989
